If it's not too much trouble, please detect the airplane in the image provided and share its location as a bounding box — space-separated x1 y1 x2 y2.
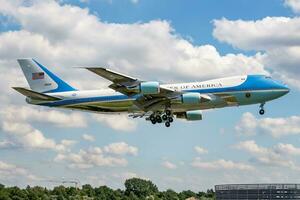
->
13 58 290 128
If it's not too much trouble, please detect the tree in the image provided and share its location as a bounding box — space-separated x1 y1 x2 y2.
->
0 180 216 200
81 184 95 197
0 192 10 200
124 178 158 198
204 189 214 198
179 190 197 200
66 187 79 197
159 189 179 200
8 187 28 200
52 185 67 199
94 185 120 200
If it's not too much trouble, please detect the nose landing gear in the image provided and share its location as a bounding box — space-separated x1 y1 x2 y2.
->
259 103 265 115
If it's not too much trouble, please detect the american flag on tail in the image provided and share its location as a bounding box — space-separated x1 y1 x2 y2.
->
32 72 44 80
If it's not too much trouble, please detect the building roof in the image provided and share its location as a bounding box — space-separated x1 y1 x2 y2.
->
215 184 300 190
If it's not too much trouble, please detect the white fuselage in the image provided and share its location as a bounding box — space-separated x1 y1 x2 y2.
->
29 75 289 114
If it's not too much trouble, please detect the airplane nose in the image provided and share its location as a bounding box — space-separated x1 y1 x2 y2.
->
270 79 290 96
277 82 290 95
283 86 290 94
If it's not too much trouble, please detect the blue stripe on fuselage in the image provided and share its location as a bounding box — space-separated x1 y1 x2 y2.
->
39 75 288 107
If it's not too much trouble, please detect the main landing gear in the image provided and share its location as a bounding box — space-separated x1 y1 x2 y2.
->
259 103 265 115
149 110 173 127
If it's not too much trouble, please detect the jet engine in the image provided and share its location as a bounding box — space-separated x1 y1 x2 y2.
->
127 81 160 95
140 81 160 94
181 93 201 104
176 110 203 121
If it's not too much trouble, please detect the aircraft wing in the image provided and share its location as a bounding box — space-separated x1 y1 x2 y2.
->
85 67 212 111
86 67 138 84
85 67 182 110
85 67 176 96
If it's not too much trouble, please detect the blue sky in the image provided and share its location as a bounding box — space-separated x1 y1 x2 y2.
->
1 0 300 191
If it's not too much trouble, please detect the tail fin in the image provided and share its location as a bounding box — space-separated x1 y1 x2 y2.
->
17 59 76 93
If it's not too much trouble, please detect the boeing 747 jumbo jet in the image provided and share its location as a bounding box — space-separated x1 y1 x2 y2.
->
13 59 290 127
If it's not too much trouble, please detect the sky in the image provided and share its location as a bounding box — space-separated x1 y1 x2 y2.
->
1 0 300 192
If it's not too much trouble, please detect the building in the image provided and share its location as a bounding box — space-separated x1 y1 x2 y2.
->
215 184 300 200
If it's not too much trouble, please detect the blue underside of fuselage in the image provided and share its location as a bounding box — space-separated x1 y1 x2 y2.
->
39 75 289 107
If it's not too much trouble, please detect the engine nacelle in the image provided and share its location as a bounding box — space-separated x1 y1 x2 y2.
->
181 93 201 104
139 81 160 95
176 110 203 121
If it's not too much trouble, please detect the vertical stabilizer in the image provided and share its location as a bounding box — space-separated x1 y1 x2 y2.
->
17 59 76 93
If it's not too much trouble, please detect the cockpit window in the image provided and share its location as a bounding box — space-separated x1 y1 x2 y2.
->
265 76 272 79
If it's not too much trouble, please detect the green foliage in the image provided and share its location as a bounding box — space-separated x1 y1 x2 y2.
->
159 189 179 200
179 190 197 199
94 185 121 200
124 178 158 198
0 178 215 200
81 184 95 197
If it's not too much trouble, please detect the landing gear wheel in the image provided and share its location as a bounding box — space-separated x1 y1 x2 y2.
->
150 114 155 122
156 115 162 123
168 117 173 123
165 121 170 127
162 114 168 121
259 103 265 115
259 109 265 115
166 110 172 116
151 119 156 124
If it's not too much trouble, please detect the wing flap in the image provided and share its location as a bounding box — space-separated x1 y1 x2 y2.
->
12 87 61 101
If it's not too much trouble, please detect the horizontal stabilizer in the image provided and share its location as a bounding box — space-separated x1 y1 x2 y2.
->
12 87 61 101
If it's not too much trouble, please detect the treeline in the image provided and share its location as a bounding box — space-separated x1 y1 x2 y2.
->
0 178 215 200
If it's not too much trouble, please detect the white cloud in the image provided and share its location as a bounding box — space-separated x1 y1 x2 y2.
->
103 142 138 156
191 157 254 171
284 0 300 13
213 17 300 89
1 105 87 128
0 160 27 177
82 134 95 142
0 105 79 151
235 112 258 136
0 0 267 83
213 17 300 51
55 142 138 169
0 160 40 183
162 161 177 169
274 143 300 156
233 140 267 155
55 149 128 169
1 121 76 152
93 114 138 132
235 112 300 138
233 140 300 170
194 146 208 154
